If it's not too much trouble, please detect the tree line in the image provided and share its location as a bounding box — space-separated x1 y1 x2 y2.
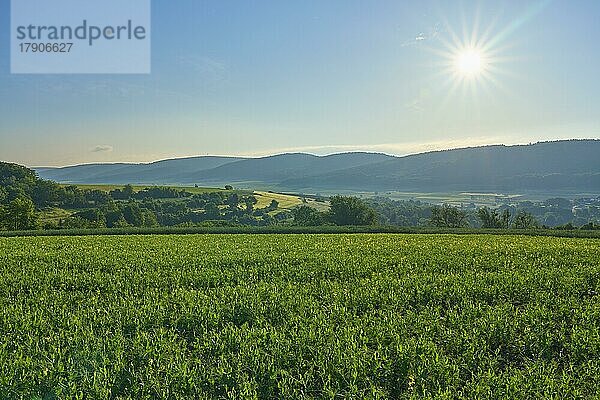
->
1 161 598 232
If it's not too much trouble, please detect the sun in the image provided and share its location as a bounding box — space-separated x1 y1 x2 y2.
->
428 11 514 100
455 49 484 76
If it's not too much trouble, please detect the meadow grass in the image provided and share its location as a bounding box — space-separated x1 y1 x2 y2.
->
0 234 599 398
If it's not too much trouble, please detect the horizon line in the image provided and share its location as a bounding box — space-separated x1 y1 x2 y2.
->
28 138 599 169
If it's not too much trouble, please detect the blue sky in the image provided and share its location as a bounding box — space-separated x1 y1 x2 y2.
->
1 0 599 166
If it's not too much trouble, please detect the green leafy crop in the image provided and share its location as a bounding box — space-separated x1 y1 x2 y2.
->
0 234 598 399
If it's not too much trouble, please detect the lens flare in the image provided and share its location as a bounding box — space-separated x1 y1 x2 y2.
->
456 50 483 76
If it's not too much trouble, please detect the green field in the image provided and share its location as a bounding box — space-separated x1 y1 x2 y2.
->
254 191 330 213
57 184 328 212
37 207 75 225
1 234 599 398
59 184 239 195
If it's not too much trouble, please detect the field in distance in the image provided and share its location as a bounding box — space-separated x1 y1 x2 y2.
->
1 234 599 398
59 183 238 195
59 184 329 212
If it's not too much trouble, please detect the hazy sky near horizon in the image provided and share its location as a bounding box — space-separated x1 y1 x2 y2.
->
1 0 600 166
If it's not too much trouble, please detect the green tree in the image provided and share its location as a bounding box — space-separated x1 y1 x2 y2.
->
122 203 144 226
112 217 132 228
0 205 6 230
292 205 326 226
73 208 106 227
61 216 95 229
261 213 275 226
478 207 507 229
85 189 112 206
513 211 539 229
429 204 468 228
105 209 125 228
501 209 511 229
4 196 37 230
267 199 279 211
243 196 258 213
141 209 159 227
0 187 8 205
0 162 37 197
204 202 221 220
31 179 63 207
328 196 378 226
226 194 240 211
123 184 135 199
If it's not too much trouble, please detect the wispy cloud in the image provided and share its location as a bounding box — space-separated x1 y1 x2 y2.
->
91 145 113 153
3 73 197 102
236 136 522 158
401 24 443 47
404 97 426 113
176 55 229 85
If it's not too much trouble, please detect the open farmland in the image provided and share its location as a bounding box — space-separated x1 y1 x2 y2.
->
58 184 243 195
0 234 599 398
254 191 330 213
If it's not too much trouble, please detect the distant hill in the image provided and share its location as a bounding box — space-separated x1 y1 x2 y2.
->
35 140 600 193
36 152 397 186
176 152 397 183
282 140 600 192
36 156 243 185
